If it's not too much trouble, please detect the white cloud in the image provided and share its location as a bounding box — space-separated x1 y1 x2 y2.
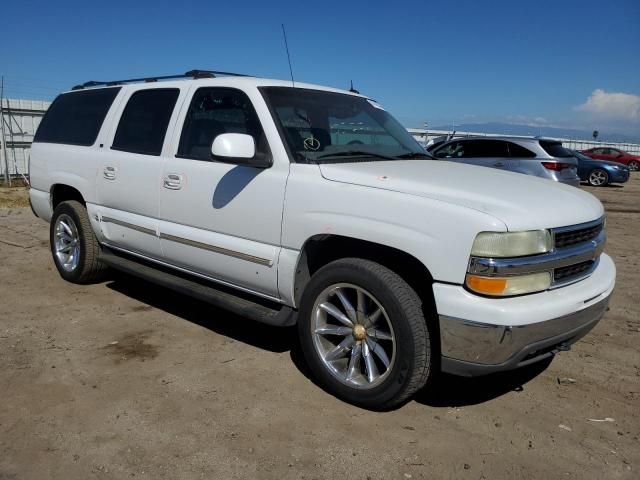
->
576 89 640 122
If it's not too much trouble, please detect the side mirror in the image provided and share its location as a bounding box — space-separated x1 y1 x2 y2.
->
211 133 270 168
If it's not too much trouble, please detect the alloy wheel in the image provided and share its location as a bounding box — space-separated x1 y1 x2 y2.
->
589 170 608 186
311 283 396 389
53 213 81 272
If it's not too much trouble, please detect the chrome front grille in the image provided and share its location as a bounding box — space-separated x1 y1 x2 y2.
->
554 221 603 249
553 259 596 283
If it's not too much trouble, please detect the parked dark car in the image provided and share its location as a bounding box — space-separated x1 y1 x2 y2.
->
580 147 640 171
571 150 629 187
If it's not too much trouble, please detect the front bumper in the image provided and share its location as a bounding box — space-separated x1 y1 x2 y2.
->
609 169 630 184
435 253 615 377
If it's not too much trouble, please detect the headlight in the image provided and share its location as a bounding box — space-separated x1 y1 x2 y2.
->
466 272 551 296
471 230 552 258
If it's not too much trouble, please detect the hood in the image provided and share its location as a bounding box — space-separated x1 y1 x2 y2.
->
319 160 604 231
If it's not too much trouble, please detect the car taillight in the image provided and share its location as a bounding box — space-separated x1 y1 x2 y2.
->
541 162 573 171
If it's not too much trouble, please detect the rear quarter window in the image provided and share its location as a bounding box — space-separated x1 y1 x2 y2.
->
506 142 536 158
34 88 121 146
539 141 572 158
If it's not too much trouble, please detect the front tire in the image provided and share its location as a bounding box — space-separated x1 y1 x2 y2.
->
298 258 432 409
628 160 639 171
588 168 609 187
50 200 106 284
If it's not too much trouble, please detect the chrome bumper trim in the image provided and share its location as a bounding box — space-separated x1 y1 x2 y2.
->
468 230 605 281
439 295 610 367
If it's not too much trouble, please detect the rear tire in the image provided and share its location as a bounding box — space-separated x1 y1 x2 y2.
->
588 168 609 187
50 200 106 284
298 258 432 409
628 160 639 171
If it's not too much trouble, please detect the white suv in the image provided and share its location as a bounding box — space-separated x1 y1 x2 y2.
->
29 70 616 408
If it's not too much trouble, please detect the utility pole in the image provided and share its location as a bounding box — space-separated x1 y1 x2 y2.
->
0 76 10 186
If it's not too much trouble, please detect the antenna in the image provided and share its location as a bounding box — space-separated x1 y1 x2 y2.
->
281 24 295 88
349 80 360 94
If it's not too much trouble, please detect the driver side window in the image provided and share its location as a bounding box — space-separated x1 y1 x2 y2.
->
436 141 466 158
177 87 269 161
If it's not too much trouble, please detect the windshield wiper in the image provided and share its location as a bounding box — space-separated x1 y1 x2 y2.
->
394 151 434 159
315 150 396 161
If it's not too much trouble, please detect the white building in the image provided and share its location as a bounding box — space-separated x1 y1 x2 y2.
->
0 98 51 180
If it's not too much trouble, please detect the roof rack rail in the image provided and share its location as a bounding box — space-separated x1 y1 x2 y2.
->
71 69 250 90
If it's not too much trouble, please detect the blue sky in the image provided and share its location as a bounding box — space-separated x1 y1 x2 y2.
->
1 0 638 136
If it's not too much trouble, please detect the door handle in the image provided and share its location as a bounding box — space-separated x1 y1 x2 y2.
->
494 162 505 167
163 173 183 190
103 166 117 180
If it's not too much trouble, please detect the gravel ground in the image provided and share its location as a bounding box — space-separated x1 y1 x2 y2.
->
0 177 638 479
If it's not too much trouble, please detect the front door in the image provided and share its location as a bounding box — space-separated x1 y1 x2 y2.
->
158 87 288 298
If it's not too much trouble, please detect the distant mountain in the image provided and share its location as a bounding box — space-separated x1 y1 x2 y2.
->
429 122 640 144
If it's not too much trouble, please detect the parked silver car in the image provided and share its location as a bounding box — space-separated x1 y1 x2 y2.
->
430 137 580 186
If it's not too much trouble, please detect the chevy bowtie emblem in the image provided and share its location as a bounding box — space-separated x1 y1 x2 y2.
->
303 137 320 151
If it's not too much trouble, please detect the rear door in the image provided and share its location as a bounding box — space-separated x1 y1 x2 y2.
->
95 87 184 258
157 86 288 298
504 141 538 176
590 148 608 160
604 148 624 161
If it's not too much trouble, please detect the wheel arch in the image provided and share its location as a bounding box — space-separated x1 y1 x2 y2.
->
293 234 438 317
51 183 86 209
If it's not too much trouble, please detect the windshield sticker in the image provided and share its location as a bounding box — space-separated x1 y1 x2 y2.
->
303 137 321 151
367 99 385 110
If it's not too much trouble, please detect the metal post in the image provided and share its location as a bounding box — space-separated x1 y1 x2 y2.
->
0 76 10 186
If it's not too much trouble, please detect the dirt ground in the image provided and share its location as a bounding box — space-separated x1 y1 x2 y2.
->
0 185 29 209
0 177 638 480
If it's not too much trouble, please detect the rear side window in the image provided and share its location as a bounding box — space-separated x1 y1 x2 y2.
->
34 88 121 146
112 89 179 156
466 140 509 157
506 142 536 158
539 141 572 158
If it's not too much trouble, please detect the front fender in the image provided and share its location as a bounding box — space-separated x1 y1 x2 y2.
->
281 164 506 288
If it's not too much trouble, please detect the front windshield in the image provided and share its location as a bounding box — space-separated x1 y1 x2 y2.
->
260 87 430 163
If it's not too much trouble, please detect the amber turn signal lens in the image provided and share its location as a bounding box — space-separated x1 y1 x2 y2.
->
466 275 507 295
466 272 552 296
